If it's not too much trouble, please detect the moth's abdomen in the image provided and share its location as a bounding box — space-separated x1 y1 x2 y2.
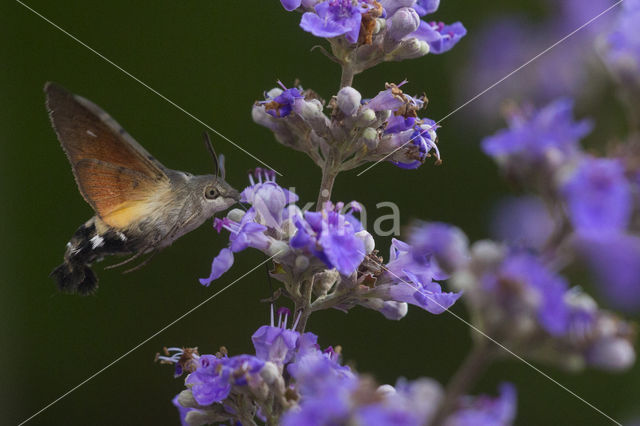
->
50 217 129 295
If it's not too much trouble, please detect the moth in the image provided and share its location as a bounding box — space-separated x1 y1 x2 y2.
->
46 82 239 295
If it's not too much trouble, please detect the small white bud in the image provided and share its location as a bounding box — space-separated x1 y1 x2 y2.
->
387 38 430 60
357 108 377 126
268 240 290 259
337 86 362 116
356 230 375 254
266 87 283 99
227 208 245 222
361 127 379 150
295 255 310 272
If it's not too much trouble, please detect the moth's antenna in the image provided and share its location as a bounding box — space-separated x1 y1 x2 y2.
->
202 132 219 178
218 154 226 180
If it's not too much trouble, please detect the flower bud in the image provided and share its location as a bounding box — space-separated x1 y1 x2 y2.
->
587 337 636 371
388 7 420 41
313 269 340 296
359 298 408 320
388 38 430 60
268 240 290 259
293 99 331 135
356 230 375 254
379 0 416 16
357 108 377 126
295 255 310 272
361 127 379 150
337 86 362 116
227 208 245 223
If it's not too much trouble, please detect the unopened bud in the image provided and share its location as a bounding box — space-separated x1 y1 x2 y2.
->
295 255 310 272
361 127 379 150
356 230 375 254
387 38 430 60
357 108 377 126
227 208 245 222
388 7 420 41
337 86 362 116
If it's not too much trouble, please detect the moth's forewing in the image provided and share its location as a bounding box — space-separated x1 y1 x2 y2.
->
45 82 171 228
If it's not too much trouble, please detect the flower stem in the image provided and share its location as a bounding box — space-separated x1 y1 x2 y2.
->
316 165 339 211
431 341 493 425
340 64 355 88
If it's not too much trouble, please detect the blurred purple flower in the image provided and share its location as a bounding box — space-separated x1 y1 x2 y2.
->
371 225 464 315
482 98 592 177
603 0 640 80
445 383 517 426
575 233 640 313
489 196 555 251
484 251 570 336
455 0 615 123
561 157 632 236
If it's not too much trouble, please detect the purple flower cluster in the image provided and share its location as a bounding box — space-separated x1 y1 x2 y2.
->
484 98 640 312
452 241 636 371
282 0 466 51
200 169 367 286
482 98 592 183
455 0 615 124
166 307 517 426
278 0 465 76
602 0 640 85
253 81 442 172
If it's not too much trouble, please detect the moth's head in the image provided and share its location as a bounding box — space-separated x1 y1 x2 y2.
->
194 175 240 215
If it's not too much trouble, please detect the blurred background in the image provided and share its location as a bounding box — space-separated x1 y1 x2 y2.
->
1 0 637 424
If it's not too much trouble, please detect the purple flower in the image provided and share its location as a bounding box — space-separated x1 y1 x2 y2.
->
482 98 592 176
252 306 300 365
411 20 466 54
260 81 305 118
489 196 555 251
604 0 640 80
413 0 439 16
291 202 366 275
446 383 517 426
241 168 299 229
575 233 640 313
561 157 632 236
280 0 302 11
372 235 463 315
185 355 233 405
483 251 570 336
199 248 234 287
300 0 372 44
408 221 470 274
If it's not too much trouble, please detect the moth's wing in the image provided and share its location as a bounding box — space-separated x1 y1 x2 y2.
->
73 159 170 228
45 82 171 228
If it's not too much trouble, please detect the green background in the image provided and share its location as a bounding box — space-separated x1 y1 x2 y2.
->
1 1 637 425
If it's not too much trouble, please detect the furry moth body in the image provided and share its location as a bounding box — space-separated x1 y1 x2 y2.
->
46 83 239 295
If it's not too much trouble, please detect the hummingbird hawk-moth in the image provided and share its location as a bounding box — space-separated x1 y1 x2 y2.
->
46 82 240 295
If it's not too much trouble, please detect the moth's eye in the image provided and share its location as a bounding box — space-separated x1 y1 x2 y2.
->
205 186 219 200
